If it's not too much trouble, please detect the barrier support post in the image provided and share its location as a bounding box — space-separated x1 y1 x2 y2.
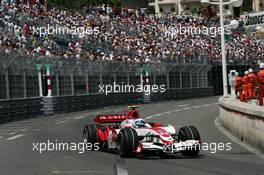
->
45 64 52 97
36 64 43 97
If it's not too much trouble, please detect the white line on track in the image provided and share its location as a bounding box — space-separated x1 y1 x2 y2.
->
56 120 68 124
153 113 162 117
20 129 28 132
9 132 16 135
163 111 172 114
73 116 85 120
6 134 24 140
103 110 111 113
174 109 182 112
203 104 211 107
146 116 153 119
51 170 112 174
215 117 264 159
0 136 4 139
182 107 191 110
178 104 189 107
193 105 201 109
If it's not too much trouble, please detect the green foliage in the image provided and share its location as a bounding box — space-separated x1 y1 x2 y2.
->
147 6 155 14
190 6 203 15
242 0 253 12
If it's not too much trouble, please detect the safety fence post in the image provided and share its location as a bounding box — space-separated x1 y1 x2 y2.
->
139 67 144 87
42 64 54 115
153 73 156 85
45 64 52 97
138 65 151 103
166 63 177 89
23 68 27 98
179 65 183 89
4 68 10 99
166 73 170 89
99 74 103 89
85 72 90 94
36 64 43 97
71 72 75 95
189 66 197 88
127 74 130 85
56 71 60 96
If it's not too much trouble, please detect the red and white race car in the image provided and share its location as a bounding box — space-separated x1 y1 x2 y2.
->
83 106 201 157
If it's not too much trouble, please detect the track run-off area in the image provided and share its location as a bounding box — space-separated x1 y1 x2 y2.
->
0 96 263 175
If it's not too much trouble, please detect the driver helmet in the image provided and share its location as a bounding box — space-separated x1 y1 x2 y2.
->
260 63 264 69
134 118 146 128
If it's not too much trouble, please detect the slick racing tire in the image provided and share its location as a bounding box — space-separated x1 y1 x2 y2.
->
178 126 201 156
83 124 99 150
117 128 139 158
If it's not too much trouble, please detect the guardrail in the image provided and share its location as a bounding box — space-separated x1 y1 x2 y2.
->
53 87 214 113
151 87 214 102
53 92 143 113
0 97 43 123
0 87 214 123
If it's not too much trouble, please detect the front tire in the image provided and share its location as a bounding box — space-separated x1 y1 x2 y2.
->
117 128 139 158
178 126 201 156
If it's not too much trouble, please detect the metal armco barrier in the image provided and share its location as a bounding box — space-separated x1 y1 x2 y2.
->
0 88 213 123
43 97 54 115
52 88 213 114
151 87 214 102
53 92 143 113
0 97 43 123
143 91 151 104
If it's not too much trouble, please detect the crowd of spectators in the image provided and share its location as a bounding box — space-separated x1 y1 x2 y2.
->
0 1 264 64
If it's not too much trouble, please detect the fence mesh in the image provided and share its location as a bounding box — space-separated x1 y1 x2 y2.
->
0 51 212 99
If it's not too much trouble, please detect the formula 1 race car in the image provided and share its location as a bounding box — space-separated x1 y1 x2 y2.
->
83 106 201 158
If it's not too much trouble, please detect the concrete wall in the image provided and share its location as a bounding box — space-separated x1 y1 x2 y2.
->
219 97 264 151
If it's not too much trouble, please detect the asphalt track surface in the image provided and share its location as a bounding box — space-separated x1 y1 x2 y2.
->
0 96 263 175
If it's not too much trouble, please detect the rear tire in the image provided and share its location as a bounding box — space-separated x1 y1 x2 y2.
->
178 126 200 156
83 124 99 150
117 128 139 158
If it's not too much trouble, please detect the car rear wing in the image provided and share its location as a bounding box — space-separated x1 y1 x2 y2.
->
94 114 129 123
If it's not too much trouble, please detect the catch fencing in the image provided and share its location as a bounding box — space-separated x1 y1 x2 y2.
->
0 50 212 99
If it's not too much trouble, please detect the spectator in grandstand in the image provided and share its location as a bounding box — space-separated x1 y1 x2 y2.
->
0 1 264 65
